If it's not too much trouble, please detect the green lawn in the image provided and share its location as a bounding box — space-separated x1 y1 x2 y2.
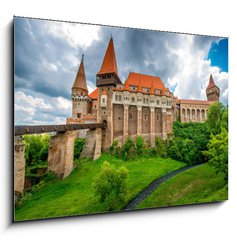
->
137 163 228 209
15 153 186 221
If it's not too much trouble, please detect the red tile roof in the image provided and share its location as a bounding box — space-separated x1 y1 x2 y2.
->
97 37 119 76
124 72 166 94
89 88 99 100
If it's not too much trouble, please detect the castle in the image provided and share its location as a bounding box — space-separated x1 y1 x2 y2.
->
67 37 220 151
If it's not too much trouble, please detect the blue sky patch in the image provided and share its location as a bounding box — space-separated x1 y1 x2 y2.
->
208 38 228 72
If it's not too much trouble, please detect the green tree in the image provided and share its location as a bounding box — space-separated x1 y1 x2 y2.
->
23 133 50 166
94 161 128 209
203 128 228 181
207 102 227 135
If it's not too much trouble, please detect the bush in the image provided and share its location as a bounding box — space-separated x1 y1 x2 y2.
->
121 137 136 160
94 161 128 210
136 135 145 156
74 138 85 161
155 137 167 158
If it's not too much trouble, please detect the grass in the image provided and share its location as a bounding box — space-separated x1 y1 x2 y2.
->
14 153 186 221
137 163 228 209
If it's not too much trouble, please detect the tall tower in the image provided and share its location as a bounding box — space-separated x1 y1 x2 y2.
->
96 37 122 151
71 54 90 118
206 74 220 102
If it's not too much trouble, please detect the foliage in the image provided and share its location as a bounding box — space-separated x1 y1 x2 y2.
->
203 128 228 181
136 135 145 156
155 137 167 158
168 121 210 164
207 102 228 135
23 133 50 167
121 137 136 160
74 138 85 161
94 161 128 210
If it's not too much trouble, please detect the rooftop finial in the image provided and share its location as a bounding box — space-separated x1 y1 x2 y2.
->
81 53 84 62
110 34 113 39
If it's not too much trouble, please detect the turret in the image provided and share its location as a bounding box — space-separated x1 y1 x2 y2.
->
71 54 90 118
96 37 121 151
206 74 220 102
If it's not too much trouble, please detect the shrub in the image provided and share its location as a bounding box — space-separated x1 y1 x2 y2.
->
74 138 85 161
94 161 128 210
136 135 145 156
121 137 136 160
155 137 167 158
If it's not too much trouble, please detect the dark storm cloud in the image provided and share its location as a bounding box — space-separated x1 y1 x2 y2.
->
14 17 227 125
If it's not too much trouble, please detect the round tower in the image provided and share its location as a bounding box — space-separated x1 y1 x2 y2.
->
71 54 90 118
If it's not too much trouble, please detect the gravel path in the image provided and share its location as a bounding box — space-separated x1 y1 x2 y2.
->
124 162 204 210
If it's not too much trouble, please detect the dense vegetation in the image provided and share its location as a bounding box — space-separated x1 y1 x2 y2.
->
167 121 210 164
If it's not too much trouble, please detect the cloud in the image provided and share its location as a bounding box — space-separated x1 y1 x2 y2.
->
15 91 71 125
14 17 228 125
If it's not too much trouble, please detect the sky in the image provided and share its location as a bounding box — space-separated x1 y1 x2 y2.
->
14 17 228 125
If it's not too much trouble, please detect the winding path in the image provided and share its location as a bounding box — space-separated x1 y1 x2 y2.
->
124 162 204 210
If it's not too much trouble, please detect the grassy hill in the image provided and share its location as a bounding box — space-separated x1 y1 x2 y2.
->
15 153 186 221
137 163 228 209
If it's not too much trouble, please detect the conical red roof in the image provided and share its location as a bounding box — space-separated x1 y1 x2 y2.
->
97 37 119 76
206 74 217 90
72 55 88 92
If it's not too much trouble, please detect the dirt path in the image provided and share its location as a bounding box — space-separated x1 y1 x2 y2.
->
124 162 204 210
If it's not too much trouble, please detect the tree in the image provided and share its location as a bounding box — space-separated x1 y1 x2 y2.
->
203 128 228 181
23 133 50 166
207 102 227 135
94 161 128 209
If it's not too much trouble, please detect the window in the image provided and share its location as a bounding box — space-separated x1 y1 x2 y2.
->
157 100 160 105
77 113 81 118
102 98 105 103
131 97 135 103
115 95 118 101
119 95 122 101
157 115 160 121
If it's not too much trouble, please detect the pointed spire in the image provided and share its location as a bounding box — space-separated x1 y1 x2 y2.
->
97 37 119 76
206 74 217 90
72 54 88 92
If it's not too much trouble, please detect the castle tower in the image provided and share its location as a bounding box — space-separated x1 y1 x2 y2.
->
96 37 122 151
71 55 90 118
206 74 220 102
